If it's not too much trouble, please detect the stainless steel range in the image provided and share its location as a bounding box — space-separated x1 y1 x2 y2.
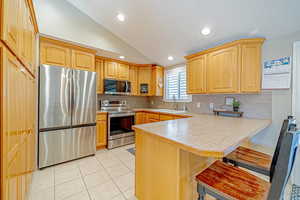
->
100 100 135 149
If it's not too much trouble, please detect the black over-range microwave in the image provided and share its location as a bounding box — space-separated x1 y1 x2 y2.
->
104 79 131 95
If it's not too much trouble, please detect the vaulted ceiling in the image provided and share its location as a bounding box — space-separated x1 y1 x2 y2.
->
48 0 300 66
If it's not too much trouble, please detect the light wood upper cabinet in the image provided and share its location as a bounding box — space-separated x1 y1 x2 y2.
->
40 42 71 67
71 50 95 71
207 45 240 93
138 66 152 95
152 66 164 96
2 0 20 53
40 37 96 71
129 65 138 95
96 59 104 94
117 63 130 80
104 61 118 79
185 38 264 94
240 43 262 93
187 55 206 94
1 0 37 75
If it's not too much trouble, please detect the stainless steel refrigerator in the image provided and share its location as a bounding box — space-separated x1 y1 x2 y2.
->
38 65 97 168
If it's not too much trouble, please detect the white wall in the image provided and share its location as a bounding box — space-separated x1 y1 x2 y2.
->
252 31 300 147
33 0 152 64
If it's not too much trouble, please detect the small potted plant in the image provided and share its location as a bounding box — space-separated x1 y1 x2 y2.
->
232 100 240 112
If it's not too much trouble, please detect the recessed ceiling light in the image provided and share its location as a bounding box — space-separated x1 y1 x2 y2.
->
201 27 211 36
117 13 125 22
168 56 174 61
119 56 125 59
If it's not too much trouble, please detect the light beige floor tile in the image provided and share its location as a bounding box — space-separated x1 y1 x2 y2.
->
88 181 121 200
29 186 54 200
105 163 130 178
78 157 103 174
113 173 134 192
31 170 54 191
123 188 135 199
55 161 79 174
122 159 135 172
112 194 126 200
55 167 82 185
95 151 117 161
96 148 109 155
99 156 123 168
83 170 111 189
63 190 91 200
55 178 85 200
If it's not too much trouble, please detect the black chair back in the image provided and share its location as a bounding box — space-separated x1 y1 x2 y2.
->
270 116 297 181
267 129 299 200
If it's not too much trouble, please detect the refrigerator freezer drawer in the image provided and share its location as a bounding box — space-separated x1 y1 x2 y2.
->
39 126 96 168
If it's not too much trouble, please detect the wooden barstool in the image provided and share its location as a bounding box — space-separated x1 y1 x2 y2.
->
223 116 296 178
195 129 299 200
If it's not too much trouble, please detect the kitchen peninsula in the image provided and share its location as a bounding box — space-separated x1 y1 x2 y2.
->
133 114 271 200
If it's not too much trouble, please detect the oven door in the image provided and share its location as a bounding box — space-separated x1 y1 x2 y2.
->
108 114 135 140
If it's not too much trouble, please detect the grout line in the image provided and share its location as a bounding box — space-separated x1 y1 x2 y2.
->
53 167 56 200
77 160 93 200
96 148 131 200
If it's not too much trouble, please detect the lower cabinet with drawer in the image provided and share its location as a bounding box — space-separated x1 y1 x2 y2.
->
96 112 107 149
135 111 190 125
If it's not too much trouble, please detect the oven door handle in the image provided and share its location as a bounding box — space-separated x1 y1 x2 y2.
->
109 113 135 118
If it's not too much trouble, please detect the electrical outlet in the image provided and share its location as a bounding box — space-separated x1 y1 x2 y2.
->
151 100 154 105
196 102 201 108
209 103 214 110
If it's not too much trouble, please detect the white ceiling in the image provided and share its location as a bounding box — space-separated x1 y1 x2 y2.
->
66 0 300 66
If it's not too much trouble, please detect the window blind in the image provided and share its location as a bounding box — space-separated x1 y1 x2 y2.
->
165 66 191 102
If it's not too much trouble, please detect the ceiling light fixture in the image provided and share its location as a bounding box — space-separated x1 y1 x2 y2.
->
119 56 125 59
117 13 125 22
168 56 174 61
201 27 211 36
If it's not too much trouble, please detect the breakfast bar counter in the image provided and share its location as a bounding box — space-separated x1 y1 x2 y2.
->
133 114 271 200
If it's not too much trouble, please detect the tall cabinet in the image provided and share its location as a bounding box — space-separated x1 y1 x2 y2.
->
1 0 38 200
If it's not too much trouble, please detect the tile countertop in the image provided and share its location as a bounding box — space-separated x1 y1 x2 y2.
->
133 113 271 158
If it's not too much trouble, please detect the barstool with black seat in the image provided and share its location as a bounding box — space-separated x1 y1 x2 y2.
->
195 128 300 200
223 116 296 178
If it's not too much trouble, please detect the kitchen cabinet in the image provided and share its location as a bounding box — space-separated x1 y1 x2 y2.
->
159 114 174 121
118 63 130 80
104 61 129 80
185 38 265 94
152 66 164 96
104 60 118 79
95 58 104 94
1 0 37 75
135 112 147 124
72 49 95 71
1 0 20 53
240 43 262 93
1 46 36 200
146 113 160 123
40 41 71 67
96 113 107 149
40 37 96 71
187 55 206 94
207 45 239 93
135 111 190 125
138 66 152 96
129 65 139 95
